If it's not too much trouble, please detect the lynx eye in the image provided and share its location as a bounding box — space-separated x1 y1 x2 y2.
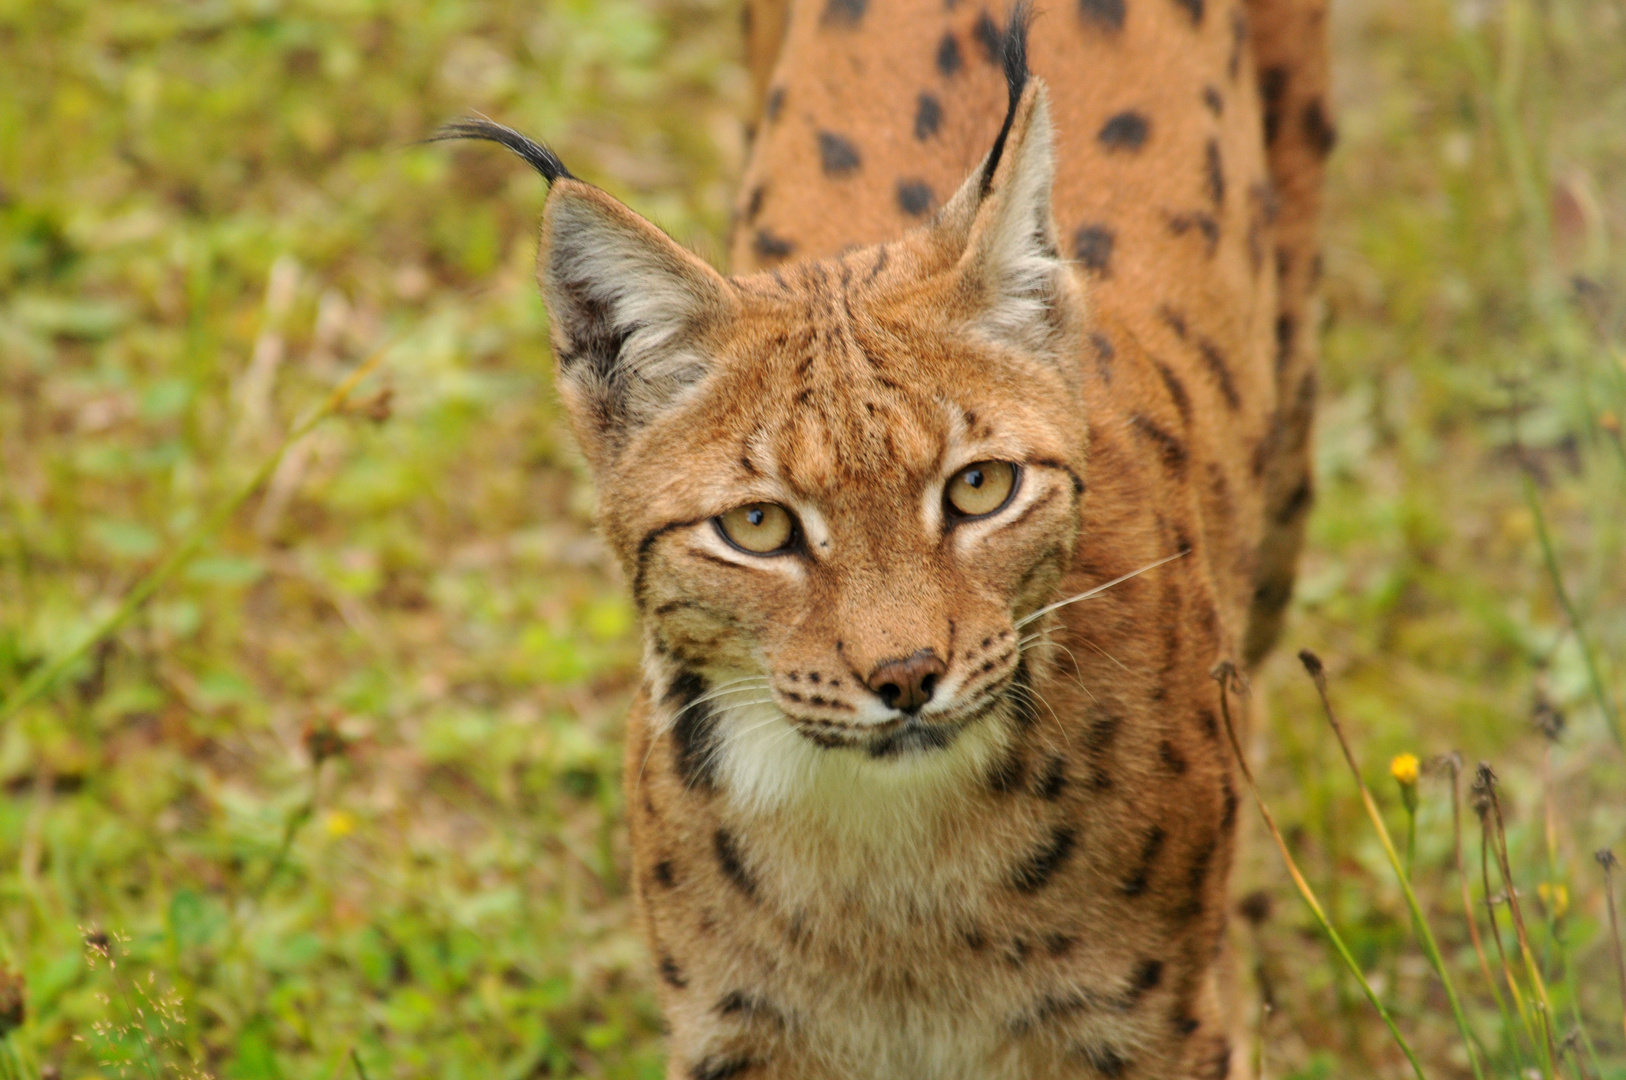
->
717 502 796 554
945 461 1018 519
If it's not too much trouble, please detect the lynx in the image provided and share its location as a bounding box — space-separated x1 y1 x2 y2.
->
438 0 1329 1073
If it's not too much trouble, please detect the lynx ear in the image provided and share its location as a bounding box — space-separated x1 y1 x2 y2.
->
932 7 1077 360
539 182 734 467
430 117 733 470
945 79 1074 357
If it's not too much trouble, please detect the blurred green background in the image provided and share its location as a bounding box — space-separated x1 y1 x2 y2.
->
0 0 1622 1077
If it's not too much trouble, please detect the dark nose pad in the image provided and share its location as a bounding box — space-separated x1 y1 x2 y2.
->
866 649 948 714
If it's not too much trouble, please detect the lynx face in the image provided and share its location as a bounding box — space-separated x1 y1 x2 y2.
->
506 82 1091 799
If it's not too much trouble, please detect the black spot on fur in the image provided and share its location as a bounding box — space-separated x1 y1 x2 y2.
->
1303 99 1337 157
936 31 963 76
1176 833 1218 921
1097 111 1149 150
1203 85 1223 114
1078 0 1126 30
1172 0 1203 25
716 991 783 1025
897 179 935 217
753 229 794 262
1130 414 1188 474
1073 224 1115 273
1035 755 1068 800
654 859 676 887
914 92 943 139
658 955 688 988
1259 65 1288 144
744 185 765 222
1075 1043 1131 1077
817 131 862 176
1153 361 1192 424
666 671 720 791
1129 958 1164 1000
1228 8 1247 78
1221 780 1240 831
1084 702 1122 754
1277 478 1312 524
1197 338 1241 409
691 1057 755 1080
1203 1039 1233 1078
1174 1011 1202 1036
1122 825 1166 896
989 750 1027 794
1090 332 1115 382
1159 304 1189 339
1275 313 1296 372
1011 825 1077 893
1158 739 1189 775
1016 988 1107 1032
1204 138 1225 205
713 829 758 902
1165 211 1220 257
1009 660 1040 729
964 926 989 951
974 11 1003 61
765 86 786 122
1045 932 1077 956
821 0 866 25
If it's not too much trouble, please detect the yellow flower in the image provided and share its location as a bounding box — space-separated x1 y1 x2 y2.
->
1389 753 1420 787
1536 882 1569 919
324 809 356 838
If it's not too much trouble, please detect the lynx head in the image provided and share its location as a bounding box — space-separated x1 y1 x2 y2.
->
437 11 1091 806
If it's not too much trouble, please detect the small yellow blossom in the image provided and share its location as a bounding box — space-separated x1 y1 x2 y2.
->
324 809 356 838
1536 882 1570 919
1389 753 1420 786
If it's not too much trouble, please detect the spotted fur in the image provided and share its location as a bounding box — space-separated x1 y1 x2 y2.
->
441 0 1327 1073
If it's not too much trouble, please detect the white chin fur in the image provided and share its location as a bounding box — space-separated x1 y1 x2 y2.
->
711 698 1010 829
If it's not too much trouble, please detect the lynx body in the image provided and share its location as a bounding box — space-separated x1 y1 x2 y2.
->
442 0 1328 1073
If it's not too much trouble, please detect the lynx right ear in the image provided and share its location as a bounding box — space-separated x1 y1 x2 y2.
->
538 182 734 468
432 117 735 471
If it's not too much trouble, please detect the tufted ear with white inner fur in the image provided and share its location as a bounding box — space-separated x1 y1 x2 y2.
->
939 78 1078 362
539 180 736 470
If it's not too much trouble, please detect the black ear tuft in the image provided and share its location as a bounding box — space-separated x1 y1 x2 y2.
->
980 2 1034 198
427 117 574 185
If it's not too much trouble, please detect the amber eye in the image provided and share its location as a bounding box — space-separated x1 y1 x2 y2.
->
717 502 796 554
945 461 1018 518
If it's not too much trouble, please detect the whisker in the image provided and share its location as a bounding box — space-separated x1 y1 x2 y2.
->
666 681 773 724
1023 624 1131 676
638 680 771 789
1004 679 1072 750
1014 550 1187 629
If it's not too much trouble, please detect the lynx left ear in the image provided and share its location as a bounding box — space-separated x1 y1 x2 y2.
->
946 78 1075 357
930 5 1078 360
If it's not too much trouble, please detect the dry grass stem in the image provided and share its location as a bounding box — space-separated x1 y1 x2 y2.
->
1599 851 1626 1043
1297 651 1486 1080
1211 661 1429 1080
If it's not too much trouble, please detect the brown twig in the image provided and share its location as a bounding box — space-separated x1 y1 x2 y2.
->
1598 850 1626 1043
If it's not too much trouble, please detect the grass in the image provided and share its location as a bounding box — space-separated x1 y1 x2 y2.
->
0 0 1624 1076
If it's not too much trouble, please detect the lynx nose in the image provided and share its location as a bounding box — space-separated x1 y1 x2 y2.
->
866 649 947 714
